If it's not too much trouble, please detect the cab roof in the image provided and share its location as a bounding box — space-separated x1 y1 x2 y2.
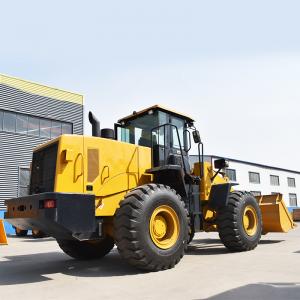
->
118 105 194 124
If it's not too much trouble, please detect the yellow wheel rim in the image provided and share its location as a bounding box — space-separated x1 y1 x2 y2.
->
149 205 180 249
243 205 258 236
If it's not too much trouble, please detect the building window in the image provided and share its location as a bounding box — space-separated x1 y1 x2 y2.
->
225 169 236 181
288 177 296 188
289 193 298 207
40 119 51 138
249 172 260 184
28 116 40 136
3 111 16 132
51 120 62 138
271 192 279 195
16 114 28 134
0 110 3 130
18 167 31 197
62 123 73 134
0 109 73 139
251 191 261 197
270 175 280 186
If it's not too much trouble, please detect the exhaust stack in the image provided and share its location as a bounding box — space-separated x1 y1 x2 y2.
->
88 111 101 137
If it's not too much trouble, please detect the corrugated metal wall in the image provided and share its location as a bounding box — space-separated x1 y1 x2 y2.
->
0 133 48 208
0 78 83 209
0 83 83 134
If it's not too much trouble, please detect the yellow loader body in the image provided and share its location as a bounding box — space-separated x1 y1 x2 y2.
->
38 134 152 217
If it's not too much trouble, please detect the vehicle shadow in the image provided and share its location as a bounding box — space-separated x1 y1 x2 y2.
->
187 238 284 255
0 238 287 285
259 239 284 244
0 248 142 285
187 238 229 255
20 237 55 243
200 282 300 300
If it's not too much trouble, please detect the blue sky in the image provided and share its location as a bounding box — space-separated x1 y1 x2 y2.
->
1 1 300 169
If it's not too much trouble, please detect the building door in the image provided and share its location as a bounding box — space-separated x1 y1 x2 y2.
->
18 167 30 197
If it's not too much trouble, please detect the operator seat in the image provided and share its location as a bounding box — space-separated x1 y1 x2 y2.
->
138 130 158 148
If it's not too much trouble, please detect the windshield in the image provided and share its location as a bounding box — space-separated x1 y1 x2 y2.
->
118 111 186 149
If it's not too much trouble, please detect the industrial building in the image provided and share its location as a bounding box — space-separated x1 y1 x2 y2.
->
0 74 84 233
190 155 299 210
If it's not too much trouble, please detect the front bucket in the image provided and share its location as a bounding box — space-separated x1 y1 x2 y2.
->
0 219 8 245
256 194 296 233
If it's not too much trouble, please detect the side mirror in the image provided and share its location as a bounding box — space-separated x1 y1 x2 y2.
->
214 158 229 169
183 130 191 152
192 130 201 143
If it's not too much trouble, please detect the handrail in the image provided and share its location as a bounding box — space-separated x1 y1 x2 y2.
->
198 142 204 178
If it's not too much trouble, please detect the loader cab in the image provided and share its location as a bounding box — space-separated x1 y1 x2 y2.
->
117 105 195 172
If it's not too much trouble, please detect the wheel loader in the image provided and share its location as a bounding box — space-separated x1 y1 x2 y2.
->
5 105 295 271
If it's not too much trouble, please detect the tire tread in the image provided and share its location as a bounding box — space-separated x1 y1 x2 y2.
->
217 191 262 252
114 184 188 271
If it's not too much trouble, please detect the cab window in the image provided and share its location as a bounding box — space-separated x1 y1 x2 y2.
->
118 111 168 147
171 116 184 149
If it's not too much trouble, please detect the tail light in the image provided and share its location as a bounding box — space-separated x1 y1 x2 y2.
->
43 199 56 209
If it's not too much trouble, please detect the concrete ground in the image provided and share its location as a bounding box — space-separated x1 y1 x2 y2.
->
1 225 300 300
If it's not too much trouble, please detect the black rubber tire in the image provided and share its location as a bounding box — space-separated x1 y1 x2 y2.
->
32 229 47 239
15 227 28 237
114 184 188 271
217 191 262 251
57 237 114 260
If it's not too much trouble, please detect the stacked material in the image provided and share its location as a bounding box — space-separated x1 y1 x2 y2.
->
293 209 300 221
